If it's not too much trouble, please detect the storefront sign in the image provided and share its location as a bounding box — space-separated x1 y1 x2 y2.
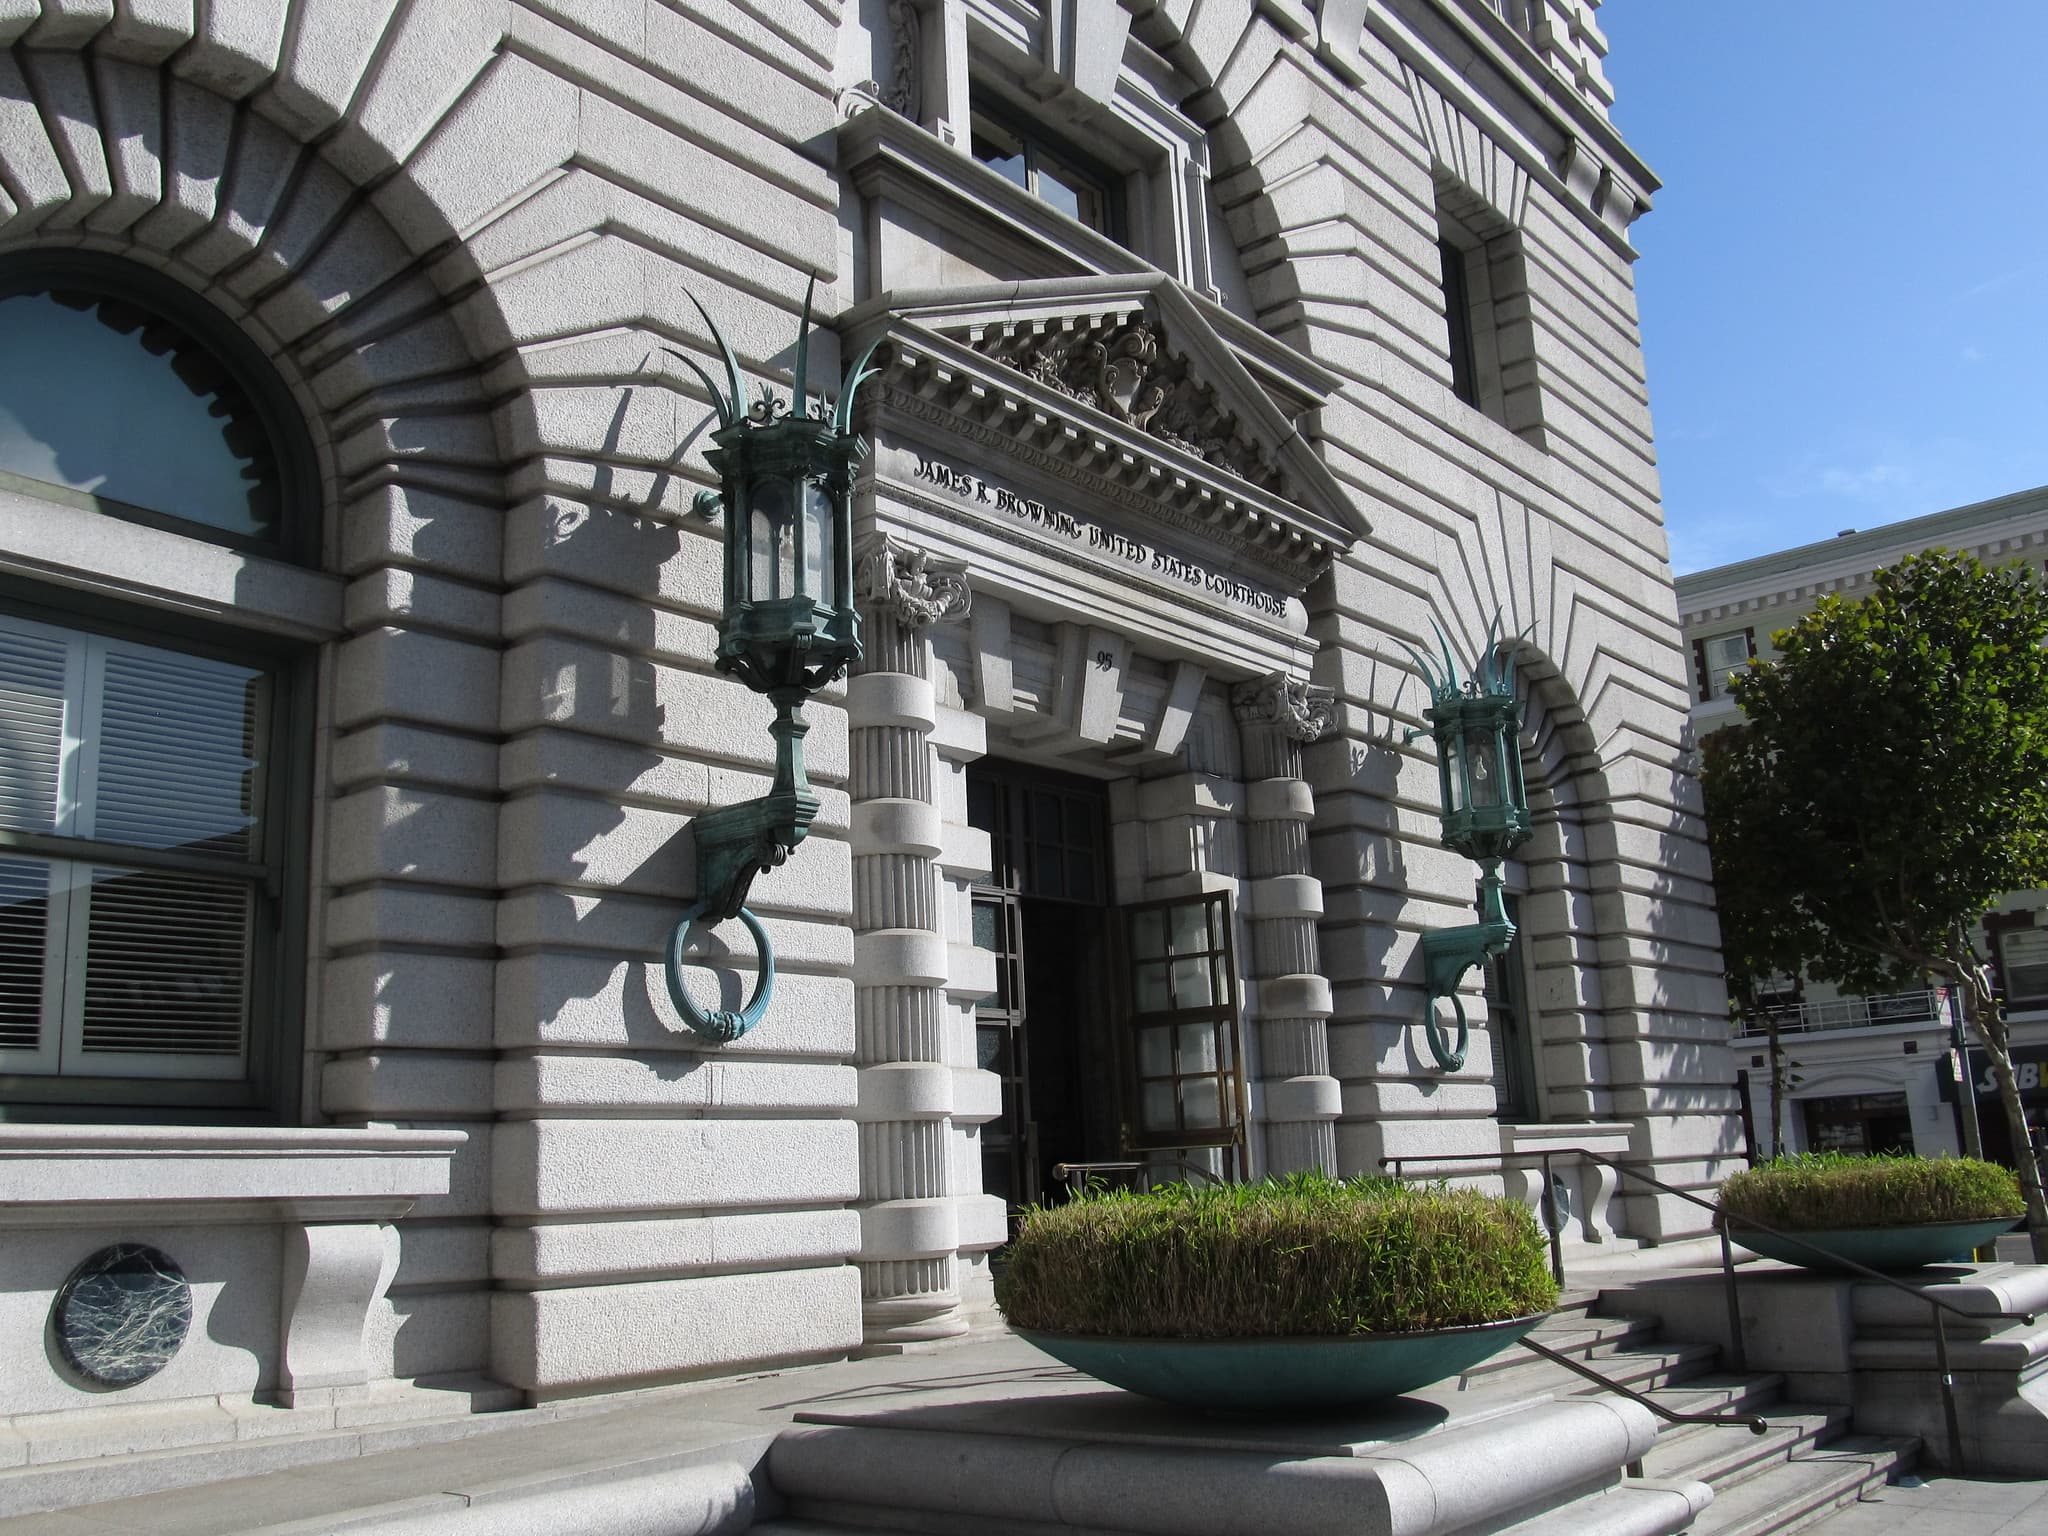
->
909 453 1287 618
1940 1044 2048 1102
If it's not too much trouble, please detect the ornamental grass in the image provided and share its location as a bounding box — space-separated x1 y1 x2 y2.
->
1716 1153 2023 1232
995 1172 1558 1339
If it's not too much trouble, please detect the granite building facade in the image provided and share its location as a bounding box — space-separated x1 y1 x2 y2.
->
0 0 1738 1446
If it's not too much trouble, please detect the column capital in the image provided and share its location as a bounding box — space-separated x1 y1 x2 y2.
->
855 531 972 630
1231 671 1334 743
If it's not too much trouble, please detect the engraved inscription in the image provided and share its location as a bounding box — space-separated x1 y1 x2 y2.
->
908 453 1287 618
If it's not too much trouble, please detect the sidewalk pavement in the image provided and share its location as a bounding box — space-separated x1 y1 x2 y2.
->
1802 1473 2048 1535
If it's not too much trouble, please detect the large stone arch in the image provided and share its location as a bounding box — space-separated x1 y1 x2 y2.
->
2 0 872 1402
1512 643 1616 1121
0 3 544 1391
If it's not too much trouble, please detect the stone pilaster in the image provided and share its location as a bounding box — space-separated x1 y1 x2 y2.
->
847 534 974 1343
1232 673 1342 1175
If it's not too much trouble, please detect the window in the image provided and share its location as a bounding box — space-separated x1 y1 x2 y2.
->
972 112 1119 238
1440 237 1481 408
1993 921 2048 1005
0 251 314 560
0 255 315 1118
1691 628 1755 702
0 610 298 1101
971 769 1109 904
972 890 1029 1208
1434 202 1542 441
1125 892 1245 1176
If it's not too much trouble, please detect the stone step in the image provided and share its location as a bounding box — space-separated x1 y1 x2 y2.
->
0 1385 535 1521
1644 1372 1791 1419
0 1392 774 1531
1496 1478 1713 1536
1467 1337 1724 1405
1463 1311 1663 1382
1682 1436 1919 1536
1643 1407 1848 1493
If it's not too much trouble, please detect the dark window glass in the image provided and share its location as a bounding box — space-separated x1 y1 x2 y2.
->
1439 237 1479 407
1997 926 2048 1002
0 291 282 540
971 112 1116 237
1123 890 1243 1175
971 122 1029 190
1802 1094 1913 1156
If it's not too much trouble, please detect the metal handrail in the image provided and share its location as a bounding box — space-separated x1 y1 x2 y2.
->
1050 1151 1226 1194
1516 1336 1767 1446
1380 1145 2038 1475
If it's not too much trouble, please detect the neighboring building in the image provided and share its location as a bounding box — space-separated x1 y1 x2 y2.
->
1676 484 2048 1164
0 0 1738 1454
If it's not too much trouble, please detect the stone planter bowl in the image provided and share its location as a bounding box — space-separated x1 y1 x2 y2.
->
1729 1216 2020 1273
1013 1313 1547 1411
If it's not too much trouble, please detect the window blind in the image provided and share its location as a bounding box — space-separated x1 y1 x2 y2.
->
0 624 71 833
0 857 58 1059
0 612 265 1081
87 645 261 854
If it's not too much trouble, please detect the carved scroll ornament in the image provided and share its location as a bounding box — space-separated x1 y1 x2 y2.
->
1232 671 1336 742
855 532 971 630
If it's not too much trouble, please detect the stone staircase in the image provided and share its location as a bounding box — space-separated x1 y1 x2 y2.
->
0 1291 1922 1535
755 1294 1918 1536
1469 1297 1917 1536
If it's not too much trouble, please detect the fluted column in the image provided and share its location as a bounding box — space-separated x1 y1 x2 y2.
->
848 534 973 1343
1232 673 1342 1175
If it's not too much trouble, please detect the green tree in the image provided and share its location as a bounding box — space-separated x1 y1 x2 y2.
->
1700 550 2048 1259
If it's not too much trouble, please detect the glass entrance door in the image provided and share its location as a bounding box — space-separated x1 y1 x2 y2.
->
968 762 1118 1209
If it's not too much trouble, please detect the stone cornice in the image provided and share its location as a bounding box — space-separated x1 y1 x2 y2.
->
1676 484 2048 622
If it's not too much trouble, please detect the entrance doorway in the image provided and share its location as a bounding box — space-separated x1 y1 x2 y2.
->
1802 1093 1914 1156
968 762 1121 1209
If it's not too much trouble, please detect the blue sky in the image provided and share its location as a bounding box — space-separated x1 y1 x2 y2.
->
1600 2 2048 575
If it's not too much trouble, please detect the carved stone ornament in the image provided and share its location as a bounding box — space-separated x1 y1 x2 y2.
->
837 80 885 120
1233 671 1336 742
882 0 921 119
986 318 1283 494
856 532 971 629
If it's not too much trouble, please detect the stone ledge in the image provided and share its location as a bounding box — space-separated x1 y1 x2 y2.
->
0 1126 466 1228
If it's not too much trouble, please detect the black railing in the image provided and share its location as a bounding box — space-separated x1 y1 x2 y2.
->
1517 1335 1766 1452
1379 1146 2038 1474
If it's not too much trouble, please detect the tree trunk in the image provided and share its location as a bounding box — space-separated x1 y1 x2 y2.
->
1960 965 2048 1263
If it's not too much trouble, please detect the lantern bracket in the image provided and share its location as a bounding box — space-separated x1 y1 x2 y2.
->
1401 611 1534 1073
662 687 818 1042
665 901 778 1043
656 272 881 1043
1419 862 1516 1071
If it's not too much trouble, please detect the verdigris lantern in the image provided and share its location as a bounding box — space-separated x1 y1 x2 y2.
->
662 282 882 1041
1402 615 1533 1070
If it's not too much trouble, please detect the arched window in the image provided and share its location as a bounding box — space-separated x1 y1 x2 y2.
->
0 252 315 555
0 255 315 1118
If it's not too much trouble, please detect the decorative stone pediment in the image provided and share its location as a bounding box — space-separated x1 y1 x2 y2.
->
842 275 1366 592
978 310 1285 495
